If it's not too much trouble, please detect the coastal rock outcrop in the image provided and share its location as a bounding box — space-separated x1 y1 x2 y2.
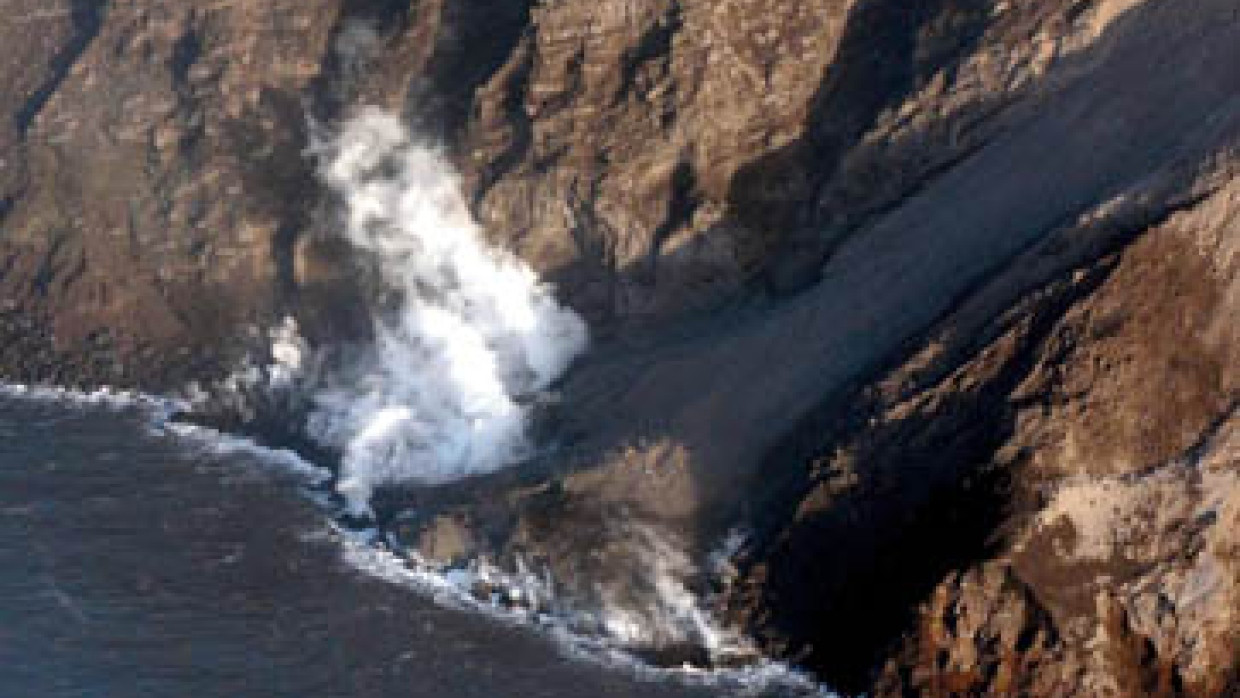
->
1 0 1237 694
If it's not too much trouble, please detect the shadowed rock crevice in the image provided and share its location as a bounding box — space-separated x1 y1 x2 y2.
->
169 27 202 88
413 0 536 142
727 0 994 287
13 0 107 134
728 145 1240 693
465 38 537 215
614 2 682 109
731 252 1123 691
306 0 415 122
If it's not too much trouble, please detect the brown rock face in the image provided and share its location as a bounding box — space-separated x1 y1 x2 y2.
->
1 1 336 387
732 125 1240 694
2 0 1239 695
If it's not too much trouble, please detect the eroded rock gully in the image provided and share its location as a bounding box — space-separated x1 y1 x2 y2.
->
730 163 1240 694
1 0 1238 694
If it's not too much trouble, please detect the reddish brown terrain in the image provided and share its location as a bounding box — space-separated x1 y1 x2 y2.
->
1 0 1237 695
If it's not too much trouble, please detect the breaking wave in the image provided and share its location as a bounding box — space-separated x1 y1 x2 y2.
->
0 109 832 696
335 525 832 697
1 384 829 695
0 382 181 414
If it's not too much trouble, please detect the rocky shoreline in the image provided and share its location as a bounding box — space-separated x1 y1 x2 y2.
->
2 0 1237 694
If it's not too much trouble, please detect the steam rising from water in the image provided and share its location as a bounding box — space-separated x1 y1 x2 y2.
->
2 109 826 692
301 108 587 514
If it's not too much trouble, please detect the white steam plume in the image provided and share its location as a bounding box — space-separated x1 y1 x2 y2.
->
303 108 587 515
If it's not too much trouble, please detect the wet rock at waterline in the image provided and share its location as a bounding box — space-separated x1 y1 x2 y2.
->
2 0 1239 695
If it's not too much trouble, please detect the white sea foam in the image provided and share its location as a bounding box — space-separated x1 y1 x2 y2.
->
335 525 834 697
0 382 182 416
0 381 830 695
554 520 755 659
295 108 587 515
163 420 332 485
0 105 826 695
0 381 328 485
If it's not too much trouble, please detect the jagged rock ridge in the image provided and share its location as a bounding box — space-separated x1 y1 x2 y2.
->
0 0 1237 694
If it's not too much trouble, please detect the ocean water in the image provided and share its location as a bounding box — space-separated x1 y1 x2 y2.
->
0 394 825 698
0 107 836 698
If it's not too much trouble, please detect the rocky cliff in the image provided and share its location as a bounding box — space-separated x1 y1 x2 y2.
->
2 0 1237 695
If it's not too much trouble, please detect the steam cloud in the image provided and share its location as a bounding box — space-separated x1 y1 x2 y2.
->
298 108 587 515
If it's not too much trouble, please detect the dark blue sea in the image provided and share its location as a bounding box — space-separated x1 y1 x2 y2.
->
0 394 758 698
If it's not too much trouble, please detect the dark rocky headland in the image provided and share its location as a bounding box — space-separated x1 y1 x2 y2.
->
2 0 1237 695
